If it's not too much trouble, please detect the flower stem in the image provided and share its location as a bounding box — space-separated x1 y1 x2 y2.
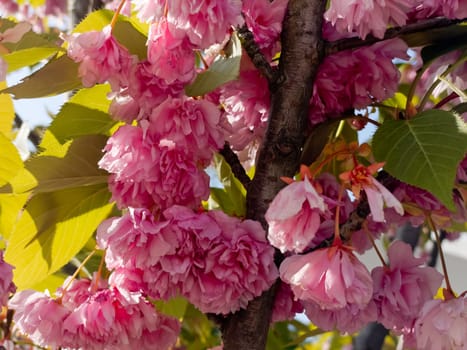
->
363 221 387 267
419 52 467 111
110 0 127 30
334 184 345 244
92 252 106 293
62 249 96 292
426 213 454 296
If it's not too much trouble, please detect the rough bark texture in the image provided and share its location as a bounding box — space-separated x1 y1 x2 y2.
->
221 1 327 349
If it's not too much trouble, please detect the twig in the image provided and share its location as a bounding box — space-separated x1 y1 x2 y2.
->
325 17 466 56
236 24 278 85
219 143 251 189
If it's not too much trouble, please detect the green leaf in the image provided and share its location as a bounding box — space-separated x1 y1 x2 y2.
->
30 272 67 293
0 192 29 240
4 183 114 289
0 82 15 135
373 110 467 210
155 296 189 319
49 85 117 143
3 47 60 72
208 154 246 217
13 135 109 194
185 33 241 96
1 54 82 98
0 132 23 187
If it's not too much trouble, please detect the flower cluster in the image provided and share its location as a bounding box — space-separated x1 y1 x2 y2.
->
98 206 278 315
309 38 409 124
9 277 180 350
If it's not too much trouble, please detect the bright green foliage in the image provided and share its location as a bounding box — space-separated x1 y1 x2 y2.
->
373 109 467 210
49 84 117 143
11 135 109 194
155 296 189 319
0 132 23 187
4 183 113 289
208 154 246 217
185 33 241 96
2 54 82 98
178 304 222 350
0 82 14 135
3 47 61 72
0 192 29 239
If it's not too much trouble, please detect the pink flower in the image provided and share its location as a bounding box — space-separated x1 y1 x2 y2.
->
133 0 165 23
280 244 373 310
64 25 134 89
147 19 195 84
413 296 467 350
324 0 412 39
409 0 467 20
340 163 404 222
44 0 67 16
242 0 288 59
99 124 210 212
60 281 180 350
303 299 378 333
8 290 70 348
142 206 278 314
128 61 186 116
266 175 326 253
148 96 225 163
0 0 19 15
167 0 243 49
372 241 443 331
219 67 270 150
272 282 304 323
310 38 408 124
0 251 15 306
96 208 175 270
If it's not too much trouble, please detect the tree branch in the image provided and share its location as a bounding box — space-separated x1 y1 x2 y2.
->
237 24 278 84
221 0 327 349
219 143 251 189
325 17 467 56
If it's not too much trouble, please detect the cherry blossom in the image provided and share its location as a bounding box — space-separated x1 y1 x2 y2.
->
271 282 304 323
64 25 135 89
324 0 412 39
242 0 288 59
61 284 180 350
147 19 195 84
97 208 174 270
8 290 70 349
310 38 409 124
303 299 378 334
371 240 443 331
412 295 467 350
219 67 270 150
280 244 373 310
0 251 16 306
167 0 243 49
266 174 326 253
141 205 278 314
99 124 210 212
148 96 225 163
340 162 404 222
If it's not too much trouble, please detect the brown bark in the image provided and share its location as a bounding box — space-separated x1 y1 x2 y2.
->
221 0 327 349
